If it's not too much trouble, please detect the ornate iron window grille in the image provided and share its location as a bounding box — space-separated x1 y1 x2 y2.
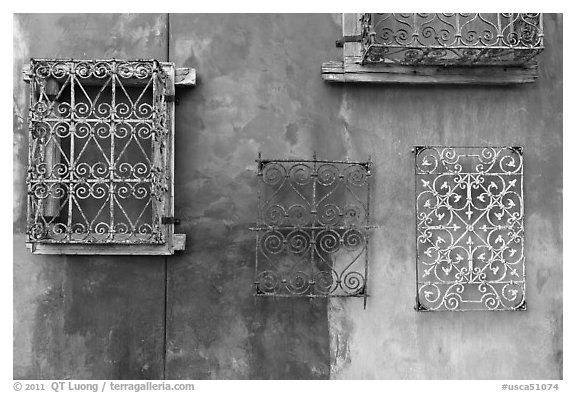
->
25 58 183 254
252 154 373 306
414 146 525 311
361 13 544 66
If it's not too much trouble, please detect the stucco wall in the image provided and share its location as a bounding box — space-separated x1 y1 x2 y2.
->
326 14 563 379
13 14 170 380
13 13 562 379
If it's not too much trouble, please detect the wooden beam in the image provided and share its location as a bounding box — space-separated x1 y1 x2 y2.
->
161 63 176 96
22 65 31 83
173 234 186 251
174 67 196 86
321 61 539 85
27 234 186 255
342 13 363 64
26 240 186 255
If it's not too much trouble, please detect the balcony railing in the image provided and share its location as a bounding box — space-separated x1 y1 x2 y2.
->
361 13 544 66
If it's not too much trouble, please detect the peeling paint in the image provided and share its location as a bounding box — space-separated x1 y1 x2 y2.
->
13 17 29 231
328 298 352 376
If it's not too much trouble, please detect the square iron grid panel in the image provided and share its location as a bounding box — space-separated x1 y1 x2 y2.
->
26 59 171 247
414 146 525 311
253 155 373 304
361 13 544 66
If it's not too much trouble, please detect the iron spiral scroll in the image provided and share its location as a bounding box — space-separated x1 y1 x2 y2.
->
252 154 373 305
26 59 170 245
361 13 544 66
414 146 525 311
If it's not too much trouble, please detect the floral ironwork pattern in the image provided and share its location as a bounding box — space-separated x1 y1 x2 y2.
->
415 146 525 311
361 13 543 66
253 155 373 303
26 59 170 244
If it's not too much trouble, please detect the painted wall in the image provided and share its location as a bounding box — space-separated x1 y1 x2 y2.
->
13 13 562 379
13 14 170 380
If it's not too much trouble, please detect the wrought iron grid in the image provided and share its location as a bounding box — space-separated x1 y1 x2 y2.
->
414 146 525 311
361 13 544 66
252 154 373 304
26 59 170 245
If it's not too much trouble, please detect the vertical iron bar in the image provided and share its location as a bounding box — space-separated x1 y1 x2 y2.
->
152 64 158 240
497 13 503 46
521 147 526 309
67 62 75 241
110 61 116 242
254 152 262 295
412 13 418 46
311 151 317 297
413 147 419 310
539 13 544 45
26 61 35 239
167 65 174 245
466 174 473 282
363 155 372 309
455 13 461 46
163 13 171 381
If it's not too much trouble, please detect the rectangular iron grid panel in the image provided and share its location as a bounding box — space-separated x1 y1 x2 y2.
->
26 59 170 245
414 146 525 311
361 13 544 66
253 155 373 302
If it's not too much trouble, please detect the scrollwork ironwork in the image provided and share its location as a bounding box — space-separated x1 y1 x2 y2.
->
362 13 544 66
26 59 170 245
414 146 525 311
253 155 373 303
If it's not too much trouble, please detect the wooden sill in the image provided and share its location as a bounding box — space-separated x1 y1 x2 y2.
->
321 61 539 85
26 234 186 255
